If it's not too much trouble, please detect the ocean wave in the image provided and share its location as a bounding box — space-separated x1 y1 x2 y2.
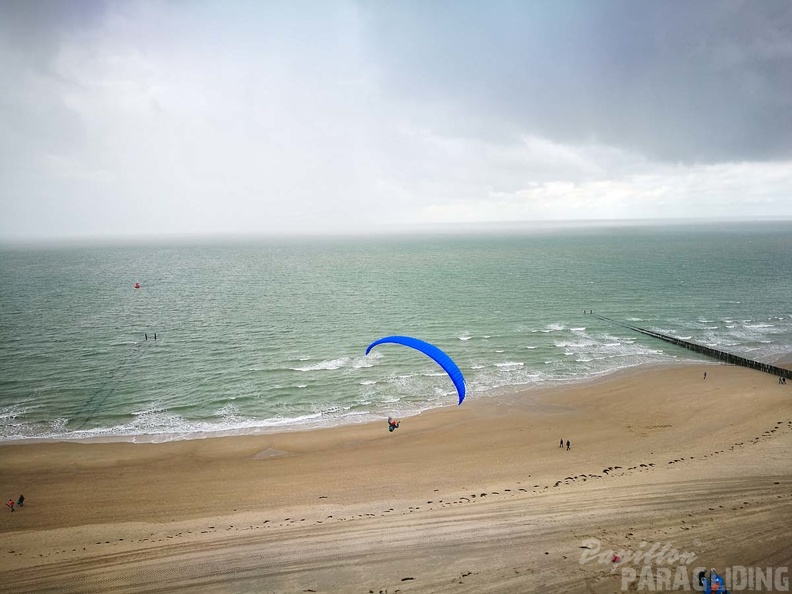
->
291 357 349 371
554 337 598 349
0 403 38 421
1 407 334 443
351 356 375 369
292 353 378 372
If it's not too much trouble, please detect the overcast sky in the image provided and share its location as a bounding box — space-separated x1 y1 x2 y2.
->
1 0 791 241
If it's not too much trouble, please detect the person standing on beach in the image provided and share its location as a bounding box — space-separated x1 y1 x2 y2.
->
387 417 400 432
560 438 564 448
17 495 24 507
704 371 707 380
566 440 571 451
6 499 14 511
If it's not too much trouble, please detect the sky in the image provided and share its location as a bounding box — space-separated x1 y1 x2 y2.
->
1 0 791 241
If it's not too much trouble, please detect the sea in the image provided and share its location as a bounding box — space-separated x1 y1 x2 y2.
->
1 220 791 443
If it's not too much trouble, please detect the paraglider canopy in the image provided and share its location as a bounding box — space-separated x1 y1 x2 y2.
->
366 335 466 405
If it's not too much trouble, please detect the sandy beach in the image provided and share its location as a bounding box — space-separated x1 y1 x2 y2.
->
1 363 791 593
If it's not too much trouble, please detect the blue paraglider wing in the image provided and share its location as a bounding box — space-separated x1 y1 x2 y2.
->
365 336 467 405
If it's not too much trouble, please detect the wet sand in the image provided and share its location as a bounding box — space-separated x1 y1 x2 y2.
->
1 364 791 593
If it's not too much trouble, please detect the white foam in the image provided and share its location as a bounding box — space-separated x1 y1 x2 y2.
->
292 357 348 371
7 407 327 444
0 403 38 421
215 402 240 418
351 356 374 369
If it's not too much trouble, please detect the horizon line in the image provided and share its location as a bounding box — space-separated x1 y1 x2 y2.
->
2 216 792 248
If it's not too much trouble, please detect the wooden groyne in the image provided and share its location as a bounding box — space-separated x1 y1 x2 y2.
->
594 314 792 380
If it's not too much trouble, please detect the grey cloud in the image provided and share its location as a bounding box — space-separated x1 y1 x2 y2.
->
0 0 108 70
1 0 791 241
361 0 792 162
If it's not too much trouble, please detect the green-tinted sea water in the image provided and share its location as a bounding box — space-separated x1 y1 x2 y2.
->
1 221 791 442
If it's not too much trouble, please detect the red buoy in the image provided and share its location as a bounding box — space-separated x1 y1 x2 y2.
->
134 282 140 289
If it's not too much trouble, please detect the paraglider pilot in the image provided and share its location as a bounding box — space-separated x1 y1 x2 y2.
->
388 417 400 432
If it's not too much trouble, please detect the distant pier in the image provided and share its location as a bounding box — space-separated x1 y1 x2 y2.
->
594 314 792 380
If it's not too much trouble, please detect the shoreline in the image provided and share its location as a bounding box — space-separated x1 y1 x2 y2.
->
0 359 713 447
1 362 790 593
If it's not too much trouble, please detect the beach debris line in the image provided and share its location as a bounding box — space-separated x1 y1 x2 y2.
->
365 335 467 405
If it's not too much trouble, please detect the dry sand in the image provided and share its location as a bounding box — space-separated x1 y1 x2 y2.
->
1 364 791 593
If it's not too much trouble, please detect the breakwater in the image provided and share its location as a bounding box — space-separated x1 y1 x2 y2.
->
594 315 792 380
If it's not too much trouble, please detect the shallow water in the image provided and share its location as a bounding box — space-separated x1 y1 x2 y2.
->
1 221 791 442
